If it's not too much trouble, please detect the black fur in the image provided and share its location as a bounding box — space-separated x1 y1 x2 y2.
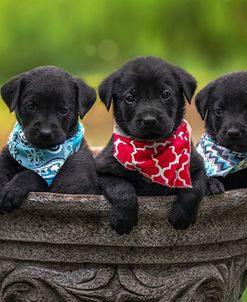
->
0 66 99 212
195 71 247 194
96 56 206 235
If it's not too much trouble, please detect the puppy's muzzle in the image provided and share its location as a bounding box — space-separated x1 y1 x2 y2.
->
219 125 247 152
227 126 240 137
141 115 158 127
39 127 52 139
26 122 65 148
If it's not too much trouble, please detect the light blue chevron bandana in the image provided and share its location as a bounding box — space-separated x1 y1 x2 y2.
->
196 133 247 177
7 122 84 186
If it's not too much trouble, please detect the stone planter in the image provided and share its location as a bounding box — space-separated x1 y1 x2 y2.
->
0 190 246 301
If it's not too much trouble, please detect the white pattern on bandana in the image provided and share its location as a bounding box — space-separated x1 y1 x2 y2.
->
113 120 193 188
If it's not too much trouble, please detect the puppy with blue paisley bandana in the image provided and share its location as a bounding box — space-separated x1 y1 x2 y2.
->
196 72 247 195
0 66 99 212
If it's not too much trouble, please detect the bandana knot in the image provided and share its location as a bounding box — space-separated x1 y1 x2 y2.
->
7 122 84 186
196 133 247 177
113 119 192 188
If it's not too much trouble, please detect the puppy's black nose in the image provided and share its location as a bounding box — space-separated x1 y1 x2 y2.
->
39 128 52 139
142 116 158 126
227 128 240 137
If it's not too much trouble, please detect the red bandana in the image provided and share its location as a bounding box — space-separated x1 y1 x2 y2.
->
113 120 192 188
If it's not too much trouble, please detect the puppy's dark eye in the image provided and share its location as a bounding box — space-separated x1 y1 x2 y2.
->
125 94 135 104
25 103 36 111
59 107 70 115
214 107 223 117
161 90 171 100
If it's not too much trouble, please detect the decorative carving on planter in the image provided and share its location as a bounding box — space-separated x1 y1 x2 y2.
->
0 190 246 301
0 257 246 301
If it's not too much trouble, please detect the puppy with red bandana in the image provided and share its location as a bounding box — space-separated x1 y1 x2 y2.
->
96 56 206 235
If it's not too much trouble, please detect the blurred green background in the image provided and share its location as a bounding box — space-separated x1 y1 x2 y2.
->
0 0 246 299
1 0 247 149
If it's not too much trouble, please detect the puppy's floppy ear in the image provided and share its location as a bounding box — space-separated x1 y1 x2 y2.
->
195 82 215 120
175 67 197 104
73 77 97 119
99 71 119 111
1 74 25 112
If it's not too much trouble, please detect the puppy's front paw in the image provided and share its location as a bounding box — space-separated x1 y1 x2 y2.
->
0 182 26 213
110 206 138 235
206 178 225 195
168 202 197 230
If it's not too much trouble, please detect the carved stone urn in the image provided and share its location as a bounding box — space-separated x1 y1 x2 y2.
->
0 190 246 301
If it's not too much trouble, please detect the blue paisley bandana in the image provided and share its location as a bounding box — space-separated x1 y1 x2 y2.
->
7 122 84 186
196 133 247 177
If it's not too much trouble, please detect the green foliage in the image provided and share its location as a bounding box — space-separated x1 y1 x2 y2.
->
242 289 247 302
0 0 246 82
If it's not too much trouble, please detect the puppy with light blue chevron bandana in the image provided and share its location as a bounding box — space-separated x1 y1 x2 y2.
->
195 72 247 194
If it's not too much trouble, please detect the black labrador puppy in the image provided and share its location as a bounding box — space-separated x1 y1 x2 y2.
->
195 72 247 194
96 56 206 235
0 66 99 212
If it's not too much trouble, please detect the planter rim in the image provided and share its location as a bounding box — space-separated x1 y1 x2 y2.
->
0 190 246 265
19 189 247 217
